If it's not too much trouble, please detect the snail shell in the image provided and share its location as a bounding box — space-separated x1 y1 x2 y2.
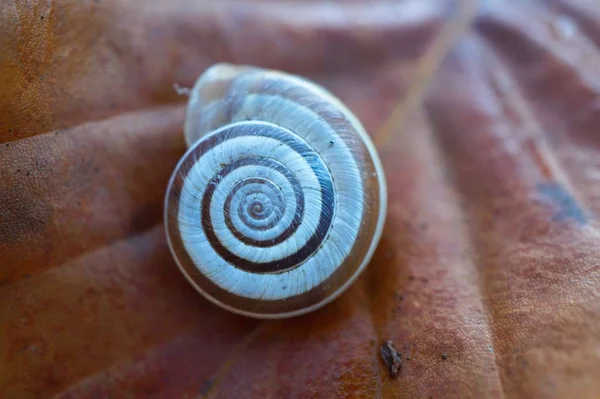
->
164 64 387 319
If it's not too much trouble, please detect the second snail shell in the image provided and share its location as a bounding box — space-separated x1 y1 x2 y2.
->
164 64 387 319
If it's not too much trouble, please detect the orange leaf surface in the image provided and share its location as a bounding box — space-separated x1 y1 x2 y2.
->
1 0 600 397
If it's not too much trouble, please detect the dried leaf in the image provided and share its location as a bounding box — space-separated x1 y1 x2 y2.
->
2 0 600 398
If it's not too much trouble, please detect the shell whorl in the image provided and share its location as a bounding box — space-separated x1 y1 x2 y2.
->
165 64 387 318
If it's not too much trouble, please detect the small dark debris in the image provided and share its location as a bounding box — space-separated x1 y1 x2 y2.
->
200 379 214 395
330 369 342 381
94 166 100 173
16 169 20 173
220 163 227 168
26 170 30 176
8 128 12 132
380 340 402 377
421 277 429 283
419 222 429 231
282 286 287 290
408 275 415 281
406 354 411 360
441 352 448 360
328 141 334 148
5 143 8 147
394 292 404 301
40 15 44 20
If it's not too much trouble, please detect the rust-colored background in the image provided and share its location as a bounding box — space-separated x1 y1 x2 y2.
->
2 0 600 398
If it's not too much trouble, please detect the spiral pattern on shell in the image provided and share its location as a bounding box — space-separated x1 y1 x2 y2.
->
165 64 386 318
